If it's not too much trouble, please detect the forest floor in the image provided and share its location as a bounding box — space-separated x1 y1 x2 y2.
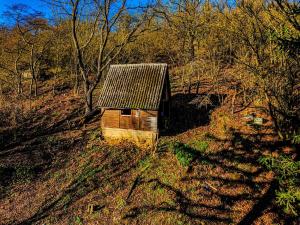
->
0 78 297 225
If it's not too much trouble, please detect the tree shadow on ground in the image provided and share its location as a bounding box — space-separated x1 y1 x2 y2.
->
164 93 226 135
0 105 86 202
124 127 293 224
13 146 144 225
0 132 86 201
237 180 278 225
0 106 84 150
124 178 233 223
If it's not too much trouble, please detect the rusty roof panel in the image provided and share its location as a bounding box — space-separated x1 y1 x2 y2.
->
97 63 168 110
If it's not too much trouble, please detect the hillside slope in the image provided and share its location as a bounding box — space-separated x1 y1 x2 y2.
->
0 78 294 225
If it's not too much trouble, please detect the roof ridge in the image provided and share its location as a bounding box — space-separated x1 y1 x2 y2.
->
110 63 167 67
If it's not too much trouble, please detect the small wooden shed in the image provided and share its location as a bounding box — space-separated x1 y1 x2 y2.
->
98 63 171 146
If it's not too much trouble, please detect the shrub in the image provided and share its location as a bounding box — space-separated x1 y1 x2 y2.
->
14 166 35 182
210 109 235 140
258 155 300 216
276 189 300 216
89 129 101 141
74 216 83 225
138 156 152 173
192 140 209 154
292 134 300 144
169 142 195 167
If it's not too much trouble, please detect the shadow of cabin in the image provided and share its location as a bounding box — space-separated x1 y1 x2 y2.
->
165 93 226 135
98 63 171 147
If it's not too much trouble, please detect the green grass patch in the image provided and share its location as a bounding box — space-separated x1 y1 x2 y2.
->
59 194 72 209
47 135 58 144
74 215 83 225
138 155 152 173
0 165 37 186
169 142 196 167
75 166 102 185
88 129 102 141
51 111 60 117
292 134 300 144
191 140 209 154
14 166 35 182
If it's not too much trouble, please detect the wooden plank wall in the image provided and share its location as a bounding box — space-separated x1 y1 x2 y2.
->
102 109 158 131
102 109 120 128
140 110 158 131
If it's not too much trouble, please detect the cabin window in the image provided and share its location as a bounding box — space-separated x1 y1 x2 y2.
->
121 109 131 116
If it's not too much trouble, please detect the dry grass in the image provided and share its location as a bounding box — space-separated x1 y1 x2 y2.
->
0 78 293 225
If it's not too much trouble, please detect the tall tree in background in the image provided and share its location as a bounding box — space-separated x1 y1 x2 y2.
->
3 4 53 97
223 0 300 138
157 0 209 63
51 0 154 115
0 27 25 95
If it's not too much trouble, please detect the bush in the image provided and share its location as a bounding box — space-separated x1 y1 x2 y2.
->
89 129 101 141
258 155 300 216
192 140 209 153
292 134 300 144
210 109 235 140
276 189 300 216
74 216 83 225
138 155 152 173
169 142 196 167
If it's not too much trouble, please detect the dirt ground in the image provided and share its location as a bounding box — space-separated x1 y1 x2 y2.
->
0 81 297 225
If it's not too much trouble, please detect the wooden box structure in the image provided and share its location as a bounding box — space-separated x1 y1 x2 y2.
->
98 63 171 146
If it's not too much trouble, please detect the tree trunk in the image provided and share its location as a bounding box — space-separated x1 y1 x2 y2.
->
231 89 237 115
85 89 93 114
29 45 38 97
34 77 38 97
189 36 195 61
17 82 22 95
265 92 283 140
17 74 23 95
30 78 33 97
196 81 200 94
83 78 93 114
15 55 22 95
181 68 185 93
30 75 38 97
74 64 80 95
188 76 192 94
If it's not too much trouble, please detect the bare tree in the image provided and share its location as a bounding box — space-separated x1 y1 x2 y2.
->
50 0 154 115
156 0 211 63
0 25 26 95
221 0 300 138
3 4 53 97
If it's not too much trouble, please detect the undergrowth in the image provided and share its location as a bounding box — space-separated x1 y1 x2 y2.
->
0 165 36 183
258 154 300 216
169 142 196 167
190 140 209 153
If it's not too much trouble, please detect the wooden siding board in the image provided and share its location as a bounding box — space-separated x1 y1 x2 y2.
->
102 109 120 128
102 109 158 132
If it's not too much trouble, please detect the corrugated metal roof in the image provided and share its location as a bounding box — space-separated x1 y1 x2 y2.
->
98 63 168 110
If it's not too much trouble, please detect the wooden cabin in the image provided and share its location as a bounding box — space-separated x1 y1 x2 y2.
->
98 63 171 146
